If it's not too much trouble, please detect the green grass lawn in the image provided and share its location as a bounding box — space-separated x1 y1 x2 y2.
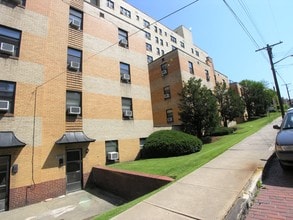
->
95 112 280 219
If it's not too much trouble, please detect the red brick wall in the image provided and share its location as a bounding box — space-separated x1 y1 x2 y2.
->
9 178 66 210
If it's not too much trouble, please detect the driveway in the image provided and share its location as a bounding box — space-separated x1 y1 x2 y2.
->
0 187 126 220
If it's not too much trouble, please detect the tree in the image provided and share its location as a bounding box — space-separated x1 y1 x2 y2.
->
178 78 219 138
239 80 275 119
214 82 245 127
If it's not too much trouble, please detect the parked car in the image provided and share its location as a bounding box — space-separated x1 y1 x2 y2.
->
273 109 293 169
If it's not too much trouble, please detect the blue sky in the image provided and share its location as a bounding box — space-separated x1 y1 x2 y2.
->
126 0 293 99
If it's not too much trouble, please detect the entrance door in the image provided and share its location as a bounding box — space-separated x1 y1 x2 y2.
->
66 149 82 193
0 156 10 212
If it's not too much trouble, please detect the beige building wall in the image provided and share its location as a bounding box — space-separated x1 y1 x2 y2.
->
0 0 230 210
0 0 155 209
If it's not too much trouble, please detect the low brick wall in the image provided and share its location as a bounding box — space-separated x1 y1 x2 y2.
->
91 166 174 201
9 178 66 210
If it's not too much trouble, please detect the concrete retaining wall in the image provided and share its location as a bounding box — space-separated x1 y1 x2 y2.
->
91 166 174 201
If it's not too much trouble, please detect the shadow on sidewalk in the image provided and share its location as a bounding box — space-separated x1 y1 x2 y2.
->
262 153 293 188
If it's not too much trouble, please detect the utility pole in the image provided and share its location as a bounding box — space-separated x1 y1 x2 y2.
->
282 83 292 106
256 42 285 118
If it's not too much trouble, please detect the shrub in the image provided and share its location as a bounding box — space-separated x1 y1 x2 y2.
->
142 130 202 158
201 136 212 144
211 127 234 136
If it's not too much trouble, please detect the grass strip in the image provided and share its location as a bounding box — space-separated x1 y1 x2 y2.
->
95 113 280 219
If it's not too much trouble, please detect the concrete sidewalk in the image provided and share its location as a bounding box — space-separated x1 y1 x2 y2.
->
113 118 281 220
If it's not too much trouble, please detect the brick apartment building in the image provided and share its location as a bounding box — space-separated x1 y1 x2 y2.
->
0 0 228 211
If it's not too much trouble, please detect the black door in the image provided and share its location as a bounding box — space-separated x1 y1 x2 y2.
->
66 149 82 193
0 156 10 212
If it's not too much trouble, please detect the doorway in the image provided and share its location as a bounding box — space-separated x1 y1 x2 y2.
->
0 156 10 212
66 149 82 193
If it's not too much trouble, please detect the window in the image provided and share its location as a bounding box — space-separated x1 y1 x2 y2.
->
105 140 118 163
1 0 26 6
161 50 165 55
160 39 163 46
139 138 146 150
191 48 194 54
188 61 194 74
161 63 168 76
154 26 158 33
107 0 114 9
166 109 173 123
163 86 171 99
136 15 140 21
0 81 16 114
180 41 185 48
0 25 21 57
155 37 159 44
156 48 160 55
120 6 131 18
90 0 98 5
145 31 151 40
159 29 162 35
118 28 128 48
171 36 177 43
122 97 133 119
143 20 150 29
69 8 83 30
172 46 177 50
165 32 167 37
120 62 131 83
146 43 152 52
66 91 81 116
147 55 153 63
67 48 82 72
205 69 210 81
195 50 200 57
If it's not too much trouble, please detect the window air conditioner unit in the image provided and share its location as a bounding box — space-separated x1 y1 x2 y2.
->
10 0 22 5
121 74 130 81
161 69 168 76
164 93 170 99
107 152 119 160
68 106 81 115
0 100 9 111
70 19 81 29
68 61 80 71
119 39 128 46
123 110 133 117
167 117 173 123
0 42 15 55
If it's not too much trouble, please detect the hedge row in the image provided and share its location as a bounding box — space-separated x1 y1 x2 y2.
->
211 127 235 136
142 130 202 158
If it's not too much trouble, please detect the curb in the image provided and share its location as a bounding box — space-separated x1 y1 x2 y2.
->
224 153 276 220
224 168 263 220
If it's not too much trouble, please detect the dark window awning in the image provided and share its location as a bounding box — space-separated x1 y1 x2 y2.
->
55 131 95 145
0 131 26 148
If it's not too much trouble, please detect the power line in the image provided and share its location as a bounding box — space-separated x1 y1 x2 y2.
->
223 0 270 63
223 0 260 49
35 0 201 90
237 0 266 45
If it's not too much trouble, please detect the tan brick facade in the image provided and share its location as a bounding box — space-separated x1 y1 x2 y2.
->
149 49 229 127
0 0 229 211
